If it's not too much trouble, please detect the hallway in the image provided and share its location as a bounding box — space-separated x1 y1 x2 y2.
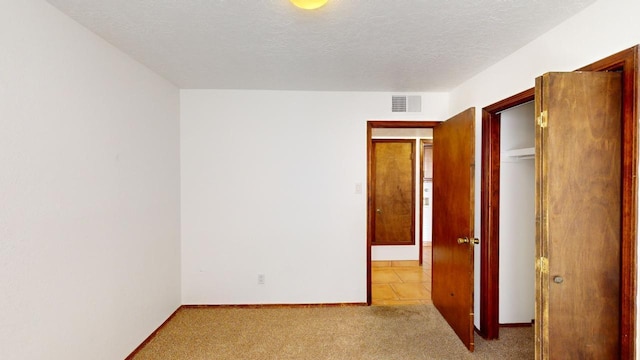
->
371 245 432 305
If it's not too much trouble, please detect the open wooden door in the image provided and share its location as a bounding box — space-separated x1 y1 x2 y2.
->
535 72 622 359
432 108 476 351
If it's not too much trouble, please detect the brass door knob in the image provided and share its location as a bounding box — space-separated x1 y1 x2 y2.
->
457 237 480 245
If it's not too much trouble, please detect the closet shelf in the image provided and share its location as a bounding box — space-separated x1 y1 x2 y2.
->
503 147 535 160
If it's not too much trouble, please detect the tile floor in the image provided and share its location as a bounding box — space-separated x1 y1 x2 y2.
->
371 245 432 305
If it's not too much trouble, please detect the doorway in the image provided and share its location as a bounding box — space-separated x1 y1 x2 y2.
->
479 46 638 358
369 126 433 306
497 101 536 328
367 121 439 305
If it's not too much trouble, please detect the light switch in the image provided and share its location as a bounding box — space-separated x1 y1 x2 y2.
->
355 183 362 194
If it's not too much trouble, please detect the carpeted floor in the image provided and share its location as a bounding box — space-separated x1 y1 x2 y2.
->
131 305 533 359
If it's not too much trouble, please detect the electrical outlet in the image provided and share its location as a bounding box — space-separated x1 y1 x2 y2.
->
257 274 265 285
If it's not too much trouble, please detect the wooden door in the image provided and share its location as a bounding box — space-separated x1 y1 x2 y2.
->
432 108 476 351
372 140 415 245
535 72 622 359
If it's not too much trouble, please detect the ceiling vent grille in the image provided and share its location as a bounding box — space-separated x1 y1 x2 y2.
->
392 95 422 113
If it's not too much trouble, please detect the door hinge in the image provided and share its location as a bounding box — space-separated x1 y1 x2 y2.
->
537 257 549 274
537 110 548 128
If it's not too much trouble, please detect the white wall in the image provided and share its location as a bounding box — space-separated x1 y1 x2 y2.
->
180 90 448 304
0 1 181 359
499 102 535 324
448 0 640 337
4 0 638 355
422 182 433 243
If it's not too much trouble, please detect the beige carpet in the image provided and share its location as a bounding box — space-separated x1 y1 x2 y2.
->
131 305 533 359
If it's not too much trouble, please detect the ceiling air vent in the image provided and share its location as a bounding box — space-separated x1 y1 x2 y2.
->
392 95 422 113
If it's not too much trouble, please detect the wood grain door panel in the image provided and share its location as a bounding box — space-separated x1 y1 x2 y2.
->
535 72 622 359
432 108 476 351
372 140 415 245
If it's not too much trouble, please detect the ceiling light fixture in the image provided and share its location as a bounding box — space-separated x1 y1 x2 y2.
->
290 0 329 10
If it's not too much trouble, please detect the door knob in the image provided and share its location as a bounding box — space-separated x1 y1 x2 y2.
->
553 276 564 284
457 237 480 245
376 208 382 214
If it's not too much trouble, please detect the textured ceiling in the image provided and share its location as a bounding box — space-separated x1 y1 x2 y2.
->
45 0 596 91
